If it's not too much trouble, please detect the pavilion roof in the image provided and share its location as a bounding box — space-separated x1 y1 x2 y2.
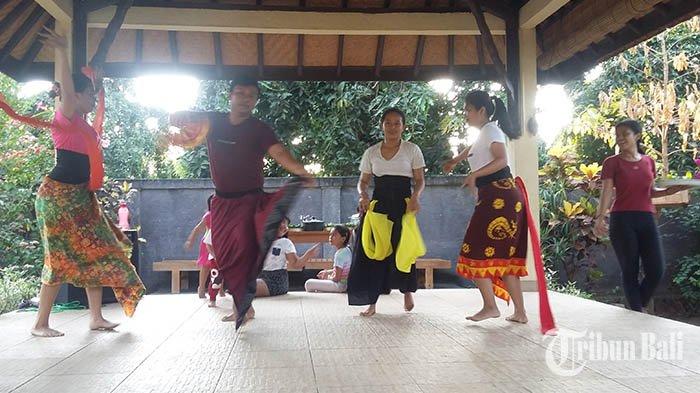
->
0 0 697 83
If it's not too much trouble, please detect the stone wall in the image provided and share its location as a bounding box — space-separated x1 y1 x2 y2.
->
128 176 475 292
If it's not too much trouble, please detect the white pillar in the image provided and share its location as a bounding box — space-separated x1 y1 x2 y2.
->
509 27 540 292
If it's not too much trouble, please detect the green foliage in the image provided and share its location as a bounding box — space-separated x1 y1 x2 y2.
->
539 145 605 292
101 79 175 179
665 190 700 232
562 20 700 177
545 268 593 299
96 180 139 223
0 265 39 315
177 144 210 178
0 74 54 278
673 254 700 310
183 80 481 177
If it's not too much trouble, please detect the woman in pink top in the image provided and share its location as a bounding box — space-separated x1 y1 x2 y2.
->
594 119 687 312
31 29 145 337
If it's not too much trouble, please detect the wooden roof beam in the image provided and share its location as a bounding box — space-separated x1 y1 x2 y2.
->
35 0 72 23
336 35 344 77
374 35 385 77
297 34 304 77
464 0 514 99
87 7 506 35
128 1 515 18
0 7 46 65
90 0 134 68
168 31 179 63
539 0 700 82
413 35 426 77
85 1 120 13
19 18 55 73
0 0 34 33
520 0 570 29
213 32 223 77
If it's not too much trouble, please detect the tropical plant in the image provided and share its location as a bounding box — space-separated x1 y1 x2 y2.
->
539 145 605 290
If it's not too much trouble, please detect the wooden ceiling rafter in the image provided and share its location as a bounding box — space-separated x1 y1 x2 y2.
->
0 6 46 65
90 0 134 68
540 0 700 83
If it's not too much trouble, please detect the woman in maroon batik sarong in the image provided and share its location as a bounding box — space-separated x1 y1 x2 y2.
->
443 91 528 324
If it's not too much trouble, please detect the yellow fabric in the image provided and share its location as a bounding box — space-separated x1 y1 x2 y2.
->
396 206 426 273
362 200 394 261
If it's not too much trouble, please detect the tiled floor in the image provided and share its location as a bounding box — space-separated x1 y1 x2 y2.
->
0 289 698 392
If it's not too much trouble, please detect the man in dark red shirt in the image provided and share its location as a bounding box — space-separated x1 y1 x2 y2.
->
170 78 312 328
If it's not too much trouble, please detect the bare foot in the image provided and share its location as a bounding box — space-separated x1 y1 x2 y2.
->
222 312 237 322
222 309 254 323
505 312 528 324
31 327 64 337
403 293 415 312
466 307 500 322
89 318 120 331
208 301 216 308
360 305 376 317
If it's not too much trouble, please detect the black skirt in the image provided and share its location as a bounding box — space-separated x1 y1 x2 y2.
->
347 175 418 306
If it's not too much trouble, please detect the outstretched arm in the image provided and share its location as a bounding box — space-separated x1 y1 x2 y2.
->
167 111 211 147
39 28 75 118
286 243 321 269
267 143 314 185
184 219 207 250
442 146 472 173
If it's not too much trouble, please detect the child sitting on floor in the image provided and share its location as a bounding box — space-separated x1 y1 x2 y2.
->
256 217 321 297
304 225 352 293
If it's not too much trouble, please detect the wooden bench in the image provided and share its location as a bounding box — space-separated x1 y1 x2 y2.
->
153 260 199 294
154 258 452 293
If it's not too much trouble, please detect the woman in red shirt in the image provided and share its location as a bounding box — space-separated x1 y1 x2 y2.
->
594 119 687 312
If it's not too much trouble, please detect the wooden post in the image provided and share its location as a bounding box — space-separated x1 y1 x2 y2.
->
72 0 87 70
171 269 181 294
506 13 521 132
509 27 539 292
424 268 434 289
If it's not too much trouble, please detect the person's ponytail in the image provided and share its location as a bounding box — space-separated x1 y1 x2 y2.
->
490 96 519 140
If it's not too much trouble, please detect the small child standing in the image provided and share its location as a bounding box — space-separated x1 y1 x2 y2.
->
305 225 352 293
184 196 214 299
202 227 221 307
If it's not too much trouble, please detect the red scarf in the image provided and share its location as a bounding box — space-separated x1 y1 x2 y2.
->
0 67 105 191
514 176 557 335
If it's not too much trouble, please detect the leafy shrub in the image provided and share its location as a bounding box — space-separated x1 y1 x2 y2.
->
0 265 39 315
673 254 700 311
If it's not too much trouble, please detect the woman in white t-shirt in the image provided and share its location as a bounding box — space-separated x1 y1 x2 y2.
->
305 225 353 293
347 107 426 317
256 216 320 297
443 90 529 324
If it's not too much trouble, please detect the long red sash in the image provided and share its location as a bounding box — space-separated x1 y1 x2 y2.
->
0 67 105 191
514 176 557 335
